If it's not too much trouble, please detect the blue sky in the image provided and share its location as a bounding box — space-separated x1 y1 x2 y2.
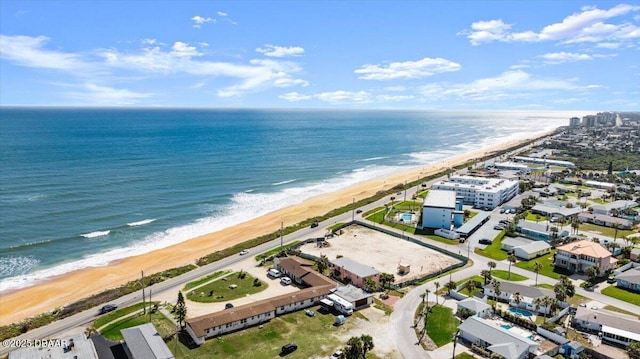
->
1 1 639 109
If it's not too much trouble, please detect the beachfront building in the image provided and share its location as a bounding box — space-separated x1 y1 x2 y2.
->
457 316 539 359
330 256 380 289
421 190 463 229
578 213 632 230
554 240 616 275
121 323 174 359
573 307 640 347
485 161 532 173
511 156 575 168
9 334 99 359
431 175 519 210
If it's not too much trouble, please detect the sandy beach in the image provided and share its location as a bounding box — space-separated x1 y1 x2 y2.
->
0 133 548 325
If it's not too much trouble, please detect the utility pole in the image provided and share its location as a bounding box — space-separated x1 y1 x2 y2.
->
467 238 470 259
404 180 407 202
280 222 283 250
148 288 152 323
351 198 355 222
141 271 146 314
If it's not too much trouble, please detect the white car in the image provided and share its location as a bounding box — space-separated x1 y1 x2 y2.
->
280 276 292 285
239 249 249 255
331 350 343 359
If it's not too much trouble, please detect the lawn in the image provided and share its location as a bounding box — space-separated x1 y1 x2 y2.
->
474 230 507 260
184 271 230 291
455 353 475 359
94 302 155 329
165 306 382 359
578 223 636 238
536 284 588 306
422 305 459 347
422 234 461 246
454 275 485 296
186 271 267 303
100 310 175 341
254 241 300 262
601 286 640 306
525 212 547 222
515 250 567 280
491 270 527 282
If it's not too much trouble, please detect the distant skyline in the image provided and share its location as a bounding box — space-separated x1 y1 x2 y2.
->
1 1 639 110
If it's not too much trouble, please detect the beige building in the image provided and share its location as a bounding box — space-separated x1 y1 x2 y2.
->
330 256 380 289
554 240 617 275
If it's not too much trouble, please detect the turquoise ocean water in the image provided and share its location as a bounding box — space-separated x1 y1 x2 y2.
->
0 108 577 291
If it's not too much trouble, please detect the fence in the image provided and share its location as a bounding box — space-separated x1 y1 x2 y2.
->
536 327 569 345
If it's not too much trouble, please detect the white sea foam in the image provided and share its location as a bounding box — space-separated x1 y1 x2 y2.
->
127 219 156 227
356 156 388 162
271 179 297 186
0 256 40 279
80 230 110 238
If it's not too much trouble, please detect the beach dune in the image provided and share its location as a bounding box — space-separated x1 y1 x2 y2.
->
0 135 544 325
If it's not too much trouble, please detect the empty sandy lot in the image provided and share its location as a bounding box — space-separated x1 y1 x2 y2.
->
300 224 461 283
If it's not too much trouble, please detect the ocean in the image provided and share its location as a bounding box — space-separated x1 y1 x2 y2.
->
0 108 579 291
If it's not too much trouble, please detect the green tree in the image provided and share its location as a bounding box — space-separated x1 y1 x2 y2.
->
464 280 477 295
364 277 377 292
627 341 640 359
554 275 575 302
445 280 457 295
379 273 395 290
491 279 501 301
343 334 374 359
175 291 187 329
317 254 330 274
533 262 543 286
512 292 523 308
487 261 496 275
481 269 492 286
585 265 599 284
434 281 440 305
507 254 517 280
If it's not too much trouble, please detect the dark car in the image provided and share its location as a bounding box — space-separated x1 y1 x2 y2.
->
356 209 363 214
99 304 118 314
390 196 396 201
225 303 234 309
479 238 492 245
310 221 319 228
281 343 298 354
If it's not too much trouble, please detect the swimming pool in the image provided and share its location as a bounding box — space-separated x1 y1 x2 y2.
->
509 307 533 317
401 214 413 221
500 324 513 330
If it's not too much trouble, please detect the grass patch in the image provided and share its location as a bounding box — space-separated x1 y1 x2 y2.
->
100 310 174 341
166 306 371 359
423 234 460 246
420 305 458 347
94 302 155 329
588 198 607 205
253 241 300 262
515 250 566 280
327 222 346 232
184 271 230 291
525 212 547 222
602 305 640 319
455 353 476 359
373 298 394 315
362 206 385 217
601 286 640 306
578 223 636 238
186 272 267 303
474 230 507 260
416 189 429 199
491 270 527 281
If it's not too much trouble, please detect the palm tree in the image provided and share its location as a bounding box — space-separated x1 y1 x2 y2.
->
612 223 620 242
533 262 543 286
487 261 496 275
445 280 457 295
571 217 580 235
481 269 492 286
512 292 523 308
464 280 477 295
317 254 330 274
507 254 517 280
585 265 599 285
491 279 501 301
434 281 440 305
379 273 395 290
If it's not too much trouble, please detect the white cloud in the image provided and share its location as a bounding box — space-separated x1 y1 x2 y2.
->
142 38 157 45
315 91 371 103
509 64 530 69
460 3 640 45
354 57 461 80
191 15 215 28
539 52 592 64
418 70 592 101
217 11 228 17
279 92 312 101
596 42 621 49
376 94 415 101
171 41 202 58
0 34 91 72
63 83 152 105
256 44 305 57
383 85 407 92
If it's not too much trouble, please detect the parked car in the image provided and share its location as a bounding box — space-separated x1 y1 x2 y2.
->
331 350 344 359
607 276 616 284
479 238 492 245
356 209 363 214
281 276 292 285
239 249 249 255
305 309 315 317
225 303 234 309
493 225 504 230
311 221 319 228
99 304 118 314
268 268 282 278
281 343 298 354
390 196 396 201
499 208 506 214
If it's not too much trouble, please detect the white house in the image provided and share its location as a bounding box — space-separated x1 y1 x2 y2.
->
484 281 555 315
501 238 551 260
458 316 539 359
421 190 459 229
457 297 492 318
591 200 638 216
431 175 519 210
121 323 175 359
573 307 640 347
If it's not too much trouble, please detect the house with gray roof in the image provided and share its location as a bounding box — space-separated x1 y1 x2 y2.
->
615 267 640 293
330 256 380 290
458 316 538 359
573 307 640 347
330 284 374 309
502 237 551 260
591 200 638 216
578 212 632 229
121 323 174 359
9 334 99 359
457 297 492 318
516 220 569 242
484 281 555 315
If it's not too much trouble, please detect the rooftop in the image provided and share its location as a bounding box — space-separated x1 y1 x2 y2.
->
615 267 640 284
423 189 457 209
121 323 174 359
458 317 537 359
330 257 380 278
330 284 374 302
556 240 612 259
485 281 554 299
575 307 640 334
455 211 491 235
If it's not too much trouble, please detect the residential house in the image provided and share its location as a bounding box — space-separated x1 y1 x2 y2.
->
615 267 640 293
456 297 492 319
516 221 569 242
9 334 99 359
591 200 638 216
554 240 617 275
631 248 640 262
458 316 539 359
121 323 174 359
573 307 640 347
501 238 551 260
330 256 380 289
578 213 632 230
484 281 555 315
530 203 581 220
330 284 374 310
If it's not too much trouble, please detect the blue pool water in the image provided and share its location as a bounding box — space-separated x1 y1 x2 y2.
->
401 214 412 221
500 324 513 330
509 307 533 317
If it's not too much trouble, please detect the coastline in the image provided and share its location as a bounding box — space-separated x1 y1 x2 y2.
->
0 131 552 325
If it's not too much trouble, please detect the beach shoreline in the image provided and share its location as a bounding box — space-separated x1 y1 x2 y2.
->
0 131 553 325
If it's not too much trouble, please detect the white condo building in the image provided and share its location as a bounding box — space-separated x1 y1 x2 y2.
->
432 175 519 210
421 190 462 229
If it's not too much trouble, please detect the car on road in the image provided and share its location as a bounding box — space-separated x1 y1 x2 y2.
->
479 238 492 245
99 304 118 314
331 350 344 359
281 343 298 354
390 196 396 201
310 221 319 228
225 303 234 309
493 225 504 230
356 209 363 214
499 208 506 214
281 276 292 285
239 249 249 256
